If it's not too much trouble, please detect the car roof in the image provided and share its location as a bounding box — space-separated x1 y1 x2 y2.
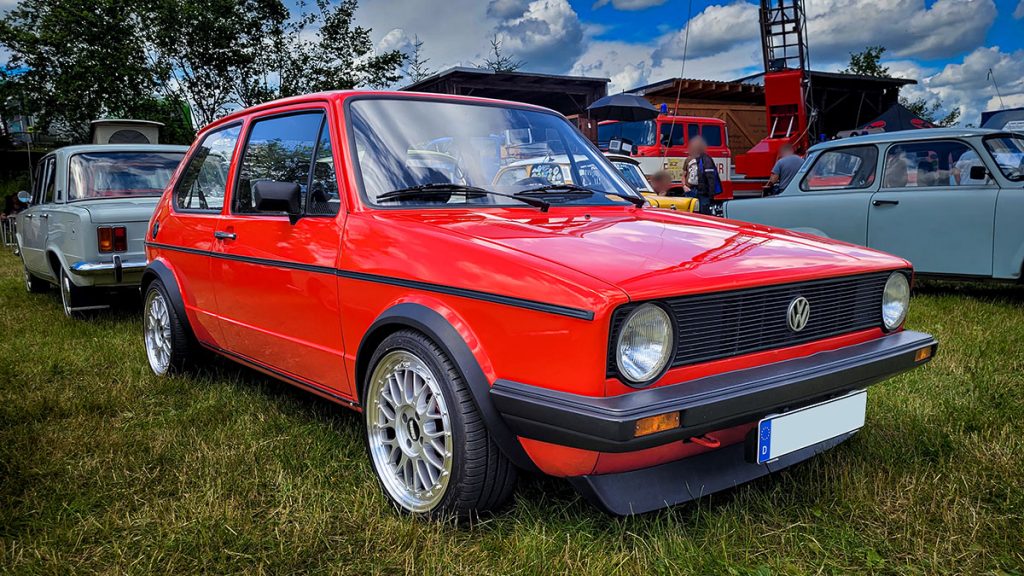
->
809 128 1011 152
204 90 558 135
49 144 190 158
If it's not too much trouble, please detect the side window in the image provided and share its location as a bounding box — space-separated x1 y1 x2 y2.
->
41 158 56 203
660 123 684 147
307 120 340 216
687 123 700 142
883 140 983 188
174 124 241 211
702 125 723 147
234 111 324 214
801 146 878 191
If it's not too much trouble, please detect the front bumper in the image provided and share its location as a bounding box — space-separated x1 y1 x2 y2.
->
70 255 147 284
491 330 937 453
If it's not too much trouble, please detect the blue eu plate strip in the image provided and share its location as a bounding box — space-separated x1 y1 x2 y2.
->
757 419 772 463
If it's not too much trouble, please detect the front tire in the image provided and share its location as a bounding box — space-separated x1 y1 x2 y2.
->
22 257 48 293
364 330 517 519
143 279 193 375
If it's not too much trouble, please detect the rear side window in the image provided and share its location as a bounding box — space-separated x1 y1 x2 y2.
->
882 140 983 188
660 123 684 147
801 146 878 191
702 125 723 147
174 124 241 211
233 111 324 214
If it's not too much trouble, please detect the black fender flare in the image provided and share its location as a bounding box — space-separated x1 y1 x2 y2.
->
357 302 537 472
141 260 195 341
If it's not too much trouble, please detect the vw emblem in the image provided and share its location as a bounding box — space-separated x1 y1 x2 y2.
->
787 296 810 332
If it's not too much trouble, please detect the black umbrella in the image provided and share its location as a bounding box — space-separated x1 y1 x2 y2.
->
586 93 659 122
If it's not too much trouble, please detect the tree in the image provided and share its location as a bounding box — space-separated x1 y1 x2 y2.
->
405 35 433 83
900 96 961 127
277 0 405 95
481 35 524 73
843 45 960 127
0 0 165 141
840 45 889 78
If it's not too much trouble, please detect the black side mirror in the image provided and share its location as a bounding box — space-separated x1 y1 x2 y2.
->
252 180 301 224
16 190 31 205
969 165 988 181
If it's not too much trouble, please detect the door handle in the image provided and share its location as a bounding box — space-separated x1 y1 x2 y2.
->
872 199 899 206
214 231 236 240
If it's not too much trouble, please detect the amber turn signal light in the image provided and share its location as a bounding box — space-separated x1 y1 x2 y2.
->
98 226 127 253
634 412 680 437
914 346 933 362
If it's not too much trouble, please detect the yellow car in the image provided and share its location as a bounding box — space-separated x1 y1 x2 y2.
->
605 154 698 212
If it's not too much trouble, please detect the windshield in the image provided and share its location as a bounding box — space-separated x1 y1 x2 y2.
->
983 135 1024 180
349 98 638 208
612 161 651 192
69 152 185 201
597 120 656 148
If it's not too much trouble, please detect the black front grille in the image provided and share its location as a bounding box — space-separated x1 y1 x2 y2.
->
608 271 897 377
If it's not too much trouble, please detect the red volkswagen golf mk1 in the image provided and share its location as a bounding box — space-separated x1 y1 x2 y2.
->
142 91 937 517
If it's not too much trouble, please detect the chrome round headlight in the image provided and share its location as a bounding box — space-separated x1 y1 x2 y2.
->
616 303 674 385
882 272 910 331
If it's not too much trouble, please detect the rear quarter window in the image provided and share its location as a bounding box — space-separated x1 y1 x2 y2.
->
174 124 241 212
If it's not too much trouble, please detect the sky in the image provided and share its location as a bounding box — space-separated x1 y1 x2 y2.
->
361 0 1024 126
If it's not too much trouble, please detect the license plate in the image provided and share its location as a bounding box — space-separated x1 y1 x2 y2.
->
755 390 867 464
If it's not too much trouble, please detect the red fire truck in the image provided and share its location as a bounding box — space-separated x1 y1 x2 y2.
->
597 115 735 200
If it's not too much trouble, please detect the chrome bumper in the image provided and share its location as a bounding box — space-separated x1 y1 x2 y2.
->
70 255 147 283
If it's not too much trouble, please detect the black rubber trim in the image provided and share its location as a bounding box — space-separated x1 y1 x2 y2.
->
145 242 593 320
357 303 538 472
201 342 359 409
570 431 856 515
491 330 937 453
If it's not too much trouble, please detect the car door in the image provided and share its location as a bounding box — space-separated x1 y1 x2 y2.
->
19 156 57 275
213 106 349 394
157 123 243 346
868 139 997 277
726 145 879 245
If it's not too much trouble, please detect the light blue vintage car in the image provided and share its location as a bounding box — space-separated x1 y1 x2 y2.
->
16 144 188 316
725 129 1024 281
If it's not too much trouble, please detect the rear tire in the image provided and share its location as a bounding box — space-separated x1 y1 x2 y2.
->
364 329 517 519
143 279 194 375
59 268 91 317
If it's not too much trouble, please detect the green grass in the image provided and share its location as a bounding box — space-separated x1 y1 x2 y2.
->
0 250 1022 575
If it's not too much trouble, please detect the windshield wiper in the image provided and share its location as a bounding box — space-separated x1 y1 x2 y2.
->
515 183 646 208
377 183 550 211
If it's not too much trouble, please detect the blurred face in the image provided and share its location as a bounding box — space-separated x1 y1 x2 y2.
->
650 174 671 193
688 140 705 156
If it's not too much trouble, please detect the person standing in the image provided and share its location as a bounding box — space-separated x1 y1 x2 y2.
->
682 136 721 214
765 143 803 195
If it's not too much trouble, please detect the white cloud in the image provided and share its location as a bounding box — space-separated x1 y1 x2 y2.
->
653 2 760 63
805 0 997 63
1015 0 1024 18
493 0 585 73
592 0 668 10
376 28 416 56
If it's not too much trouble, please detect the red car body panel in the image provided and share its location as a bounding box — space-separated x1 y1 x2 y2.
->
146 91 929 499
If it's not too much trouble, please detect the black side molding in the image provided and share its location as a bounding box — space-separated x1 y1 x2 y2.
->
491 330 937 453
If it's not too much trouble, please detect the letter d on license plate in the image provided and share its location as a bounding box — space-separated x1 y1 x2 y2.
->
756 390 867 464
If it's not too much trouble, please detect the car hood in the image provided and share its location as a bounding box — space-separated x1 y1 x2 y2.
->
78 197 160 224
388 207 907 300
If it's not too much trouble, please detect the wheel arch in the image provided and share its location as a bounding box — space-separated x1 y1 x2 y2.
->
141 259 195 341
356 302 536 471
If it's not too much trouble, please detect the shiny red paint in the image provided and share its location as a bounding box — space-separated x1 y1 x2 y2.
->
147 91 912 478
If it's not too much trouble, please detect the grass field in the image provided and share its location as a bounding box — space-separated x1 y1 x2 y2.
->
0 250 1022 575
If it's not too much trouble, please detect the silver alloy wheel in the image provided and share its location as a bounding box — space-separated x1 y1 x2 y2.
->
367 350 454 513
60 271 73 317
144 288 172 375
